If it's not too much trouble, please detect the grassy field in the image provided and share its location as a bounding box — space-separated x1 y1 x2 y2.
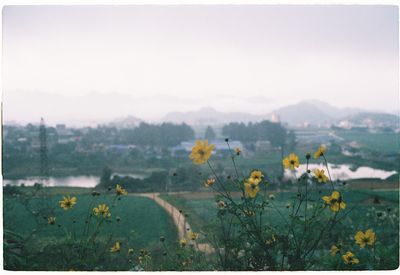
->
3 191 180 270
4 193 177 248
160 185 399 270
336 131 399 154
162 187 399 230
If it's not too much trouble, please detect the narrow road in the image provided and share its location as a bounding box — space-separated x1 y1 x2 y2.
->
134 192 214 254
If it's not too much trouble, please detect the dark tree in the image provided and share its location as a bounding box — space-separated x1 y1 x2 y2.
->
99 166 113 187
204 126 216 140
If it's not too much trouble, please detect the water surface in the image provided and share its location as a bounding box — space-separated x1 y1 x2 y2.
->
284 163 397 181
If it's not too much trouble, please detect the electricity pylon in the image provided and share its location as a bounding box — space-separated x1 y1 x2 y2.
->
39 117 49 184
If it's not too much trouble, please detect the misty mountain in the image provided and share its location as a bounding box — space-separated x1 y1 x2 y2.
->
300 100 363 118
3 91 280 126
104 116 143 128
4 90 394 128
161 101 364 126
162 107 267 125
269 100 362 125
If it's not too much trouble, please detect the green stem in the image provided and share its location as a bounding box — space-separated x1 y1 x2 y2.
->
225 140 241 179
322 155 334 191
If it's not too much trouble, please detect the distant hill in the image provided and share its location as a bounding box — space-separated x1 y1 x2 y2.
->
162 107 267 125
268 100 362 126
106 115 143 128
161 101 380 126
301 100 362 118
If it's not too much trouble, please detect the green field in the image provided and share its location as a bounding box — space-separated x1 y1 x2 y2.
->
161 186 399 270
336 131 399 154
3 192 179 270
4 193 177 248
162 188 399 231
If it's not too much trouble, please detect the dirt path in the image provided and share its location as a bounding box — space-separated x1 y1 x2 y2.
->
134 192 214 254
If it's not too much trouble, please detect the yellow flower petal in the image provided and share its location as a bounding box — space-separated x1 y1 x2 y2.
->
322 196 331 203
331 191 340 200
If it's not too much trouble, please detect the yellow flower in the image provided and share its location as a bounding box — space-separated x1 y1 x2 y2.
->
189 140 215 165
330 244 340 256
47 216 56 225
93 204 111 218
244 209 255 216
282 153 300 171
235 147 242 155
249 170 264 184
116 184 128 196
138 249 151 264
189 231 199 241
266 234 277 245
180 238 187 247
314 145 326 159
59 196 77 210
140 249 150 257
313 169 329 183
322 191 346 212
110 242 121 253
268 194 275 200
354 229 376 248
342 251 359 265
217 200 227 209
204 178 215 188
244 178 260 198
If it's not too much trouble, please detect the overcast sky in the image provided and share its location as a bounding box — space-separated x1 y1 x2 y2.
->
2 5 399 124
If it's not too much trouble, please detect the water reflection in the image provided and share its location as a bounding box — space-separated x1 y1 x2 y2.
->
284 163 397 180
3 176 100 188
3 173 146 188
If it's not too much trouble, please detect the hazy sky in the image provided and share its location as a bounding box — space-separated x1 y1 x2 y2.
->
2 5 399 124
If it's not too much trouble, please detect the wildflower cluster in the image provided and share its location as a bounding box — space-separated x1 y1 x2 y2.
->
187 140 381 270
45 185 133 269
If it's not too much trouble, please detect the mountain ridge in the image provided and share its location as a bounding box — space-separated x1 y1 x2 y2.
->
161 100 376 126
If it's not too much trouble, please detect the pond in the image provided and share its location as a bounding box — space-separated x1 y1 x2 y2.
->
284 163 397 181
3 173 147 188
3 165 396 187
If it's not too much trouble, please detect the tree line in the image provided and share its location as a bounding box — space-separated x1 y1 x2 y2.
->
117 122 194 147
222 120 296 150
